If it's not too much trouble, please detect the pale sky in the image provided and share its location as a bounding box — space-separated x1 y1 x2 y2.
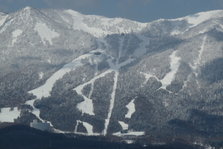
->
0 0 223 22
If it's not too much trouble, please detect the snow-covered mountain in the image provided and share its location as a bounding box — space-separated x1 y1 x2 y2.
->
0 7 223 146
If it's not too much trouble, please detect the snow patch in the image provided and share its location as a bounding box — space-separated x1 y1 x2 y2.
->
11 29 23 46
0 107 21 122
34 22 59 45
118 121 129 130
74 120 100 136
160 51 181 90
140 72 159 85
0 15 7 27
171 30 181 36
113 130 145 137
38 72 44 80
125 99 136 119
125 140 135 144
76 95 95 116
25 99 41 120
82 121 93 134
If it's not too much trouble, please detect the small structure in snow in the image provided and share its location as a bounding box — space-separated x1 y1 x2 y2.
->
30 120 51 131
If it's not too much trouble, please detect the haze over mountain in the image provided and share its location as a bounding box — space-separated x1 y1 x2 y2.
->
0 7 223 147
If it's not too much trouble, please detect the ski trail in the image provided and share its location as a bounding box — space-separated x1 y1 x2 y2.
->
29 53 91 99
26 53 100 133
103 37 125 135
74 120 80 133
181 36 207 90
103 70 119 135
25 99 41 121
88 64 98 99
75 69 113 115
191 35 207 76
160 50 181 90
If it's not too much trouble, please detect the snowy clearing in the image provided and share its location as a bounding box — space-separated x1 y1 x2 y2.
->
0 15 7 27
74 120 100 136
0 107 21 122
11 29 23 46
118 121 129 130
113 130 145 137
125 99 136 119
160 51 181 89
38 72 44 80
34 22 59 45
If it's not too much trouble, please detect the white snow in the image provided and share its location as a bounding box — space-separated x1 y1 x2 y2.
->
11 29 23 46
74 120 100 136
103 71 119 135
160 51 181 90
140 51 181 91
163 99 170 107
25 99 69 134
173 10 223 27
75 69 113 116
0 107 21 122
64 9 147 37
29 68 71 99
171 30 181 36
140 72 159 85
0 15 7 27
29 53 92 99
125 99 136 119
186 11 223 27
23 6 32 11
38 72 44 80
103 37 135 135
75 62 100 116
103 38 123 135
82 121 94 135
47 59 52 64
75 56 134 118
113 130 145 137
76 94 95 116
118 121 129 130
191 35 207 75
34 22 59 45
25 99 41 120
125 140 135 144
64 9 107 37
197 35 207 65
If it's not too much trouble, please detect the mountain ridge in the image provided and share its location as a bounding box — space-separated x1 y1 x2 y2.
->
0 7 223 147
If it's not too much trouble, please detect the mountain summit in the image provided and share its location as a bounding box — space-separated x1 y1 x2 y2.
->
0 7 223 146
